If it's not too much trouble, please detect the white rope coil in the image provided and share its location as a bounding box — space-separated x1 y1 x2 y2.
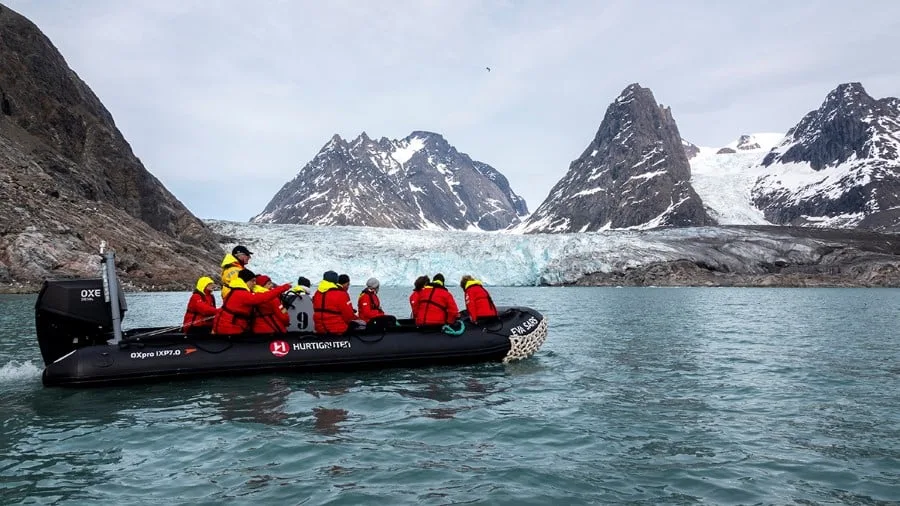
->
503 317 548 363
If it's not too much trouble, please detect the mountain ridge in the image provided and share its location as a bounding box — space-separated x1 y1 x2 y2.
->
519 83 715 233
251 130 528 231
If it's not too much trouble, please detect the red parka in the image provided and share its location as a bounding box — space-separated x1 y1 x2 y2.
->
358 288 385 322
313 280 359 334
182 277 218 333
409 290 421 319
213 279 290 335
415 281 459 326
251 285 289 334
463 279 497 323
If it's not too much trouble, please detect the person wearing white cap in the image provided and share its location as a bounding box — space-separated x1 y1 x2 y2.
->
358 277 385 323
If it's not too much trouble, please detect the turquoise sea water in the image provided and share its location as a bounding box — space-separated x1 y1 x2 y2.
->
1 287 899 505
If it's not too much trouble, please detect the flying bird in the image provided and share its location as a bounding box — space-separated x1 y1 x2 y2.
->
486 66 491 72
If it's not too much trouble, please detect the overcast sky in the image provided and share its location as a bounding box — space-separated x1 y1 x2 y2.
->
6 1 900 221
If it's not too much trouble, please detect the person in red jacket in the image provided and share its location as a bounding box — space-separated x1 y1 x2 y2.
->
251 274 290 334
415 273 459 326
213 270 291 335
358 277 386 323
460 275 498 323
182 276 218 334
313 270 363 335
409 275 429 319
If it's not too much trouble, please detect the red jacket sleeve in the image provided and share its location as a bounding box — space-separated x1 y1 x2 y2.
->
339 291 359 322
443 290 459 323
409 292 418 317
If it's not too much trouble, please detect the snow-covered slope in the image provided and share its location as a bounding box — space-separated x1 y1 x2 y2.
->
689 133 784 225
751 83 900 231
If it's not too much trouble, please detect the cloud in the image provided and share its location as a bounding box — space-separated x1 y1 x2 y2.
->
5 0 900 221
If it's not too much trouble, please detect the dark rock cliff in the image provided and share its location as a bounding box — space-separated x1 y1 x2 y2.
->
521 84 714 232
0 5 222 292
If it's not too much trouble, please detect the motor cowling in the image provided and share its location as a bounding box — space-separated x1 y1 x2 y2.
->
34 279 126 365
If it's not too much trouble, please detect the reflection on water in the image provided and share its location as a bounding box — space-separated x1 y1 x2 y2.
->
217 377 294 425
312 407 349 435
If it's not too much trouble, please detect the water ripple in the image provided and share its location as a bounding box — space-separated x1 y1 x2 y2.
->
2 288 900 504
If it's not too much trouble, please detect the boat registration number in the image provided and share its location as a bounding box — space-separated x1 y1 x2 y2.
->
509 316 539 336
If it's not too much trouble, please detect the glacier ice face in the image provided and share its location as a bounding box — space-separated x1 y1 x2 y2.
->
207 220 832 287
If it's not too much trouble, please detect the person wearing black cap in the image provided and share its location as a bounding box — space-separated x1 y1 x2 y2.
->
285 276 314 332
312 270 364 335
212 269 291 335
291 276 312 295
220 245 254 299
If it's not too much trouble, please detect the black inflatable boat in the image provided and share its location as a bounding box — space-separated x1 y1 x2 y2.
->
35 250 549 387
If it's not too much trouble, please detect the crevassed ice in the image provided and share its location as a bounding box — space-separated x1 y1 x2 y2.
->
206 221 819 288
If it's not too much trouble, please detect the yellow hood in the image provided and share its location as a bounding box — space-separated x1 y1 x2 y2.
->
196 276 215 292
221 253 240 268
317 280 340 293
228 277 250 291
464 279 483 290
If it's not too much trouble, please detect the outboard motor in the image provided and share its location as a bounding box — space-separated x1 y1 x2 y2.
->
34 278 126 365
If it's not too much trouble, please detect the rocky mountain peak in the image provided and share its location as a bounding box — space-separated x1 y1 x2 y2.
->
520 83 714 233
736 134 761 150
252 131 527 230
753 83 900 231
762 82 898 170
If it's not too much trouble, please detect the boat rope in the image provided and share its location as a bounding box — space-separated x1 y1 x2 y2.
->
125 314 219 340
502 311 549 364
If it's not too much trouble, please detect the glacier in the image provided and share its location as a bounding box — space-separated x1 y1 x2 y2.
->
207 220 832 287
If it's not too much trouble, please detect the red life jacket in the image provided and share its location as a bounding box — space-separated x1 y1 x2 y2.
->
182 290 217 332
358 288 385 322
415 283 459 326
463 281 497 323
213 282 290 335
312 281 358 334
251 287 289 334
213 287 254 335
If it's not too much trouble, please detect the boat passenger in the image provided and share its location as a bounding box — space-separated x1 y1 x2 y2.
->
220 245 253 299
460 275 498 323
415 273 459 326
251 274 289 334
313 270 364 335
213 269 291 335
338 274 356 312
182 276 218 334
409 275 430 319
358 277 386 322
291 276 312 295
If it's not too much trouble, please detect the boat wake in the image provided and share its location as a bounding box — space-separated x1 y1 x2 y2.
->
0 360 42 382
